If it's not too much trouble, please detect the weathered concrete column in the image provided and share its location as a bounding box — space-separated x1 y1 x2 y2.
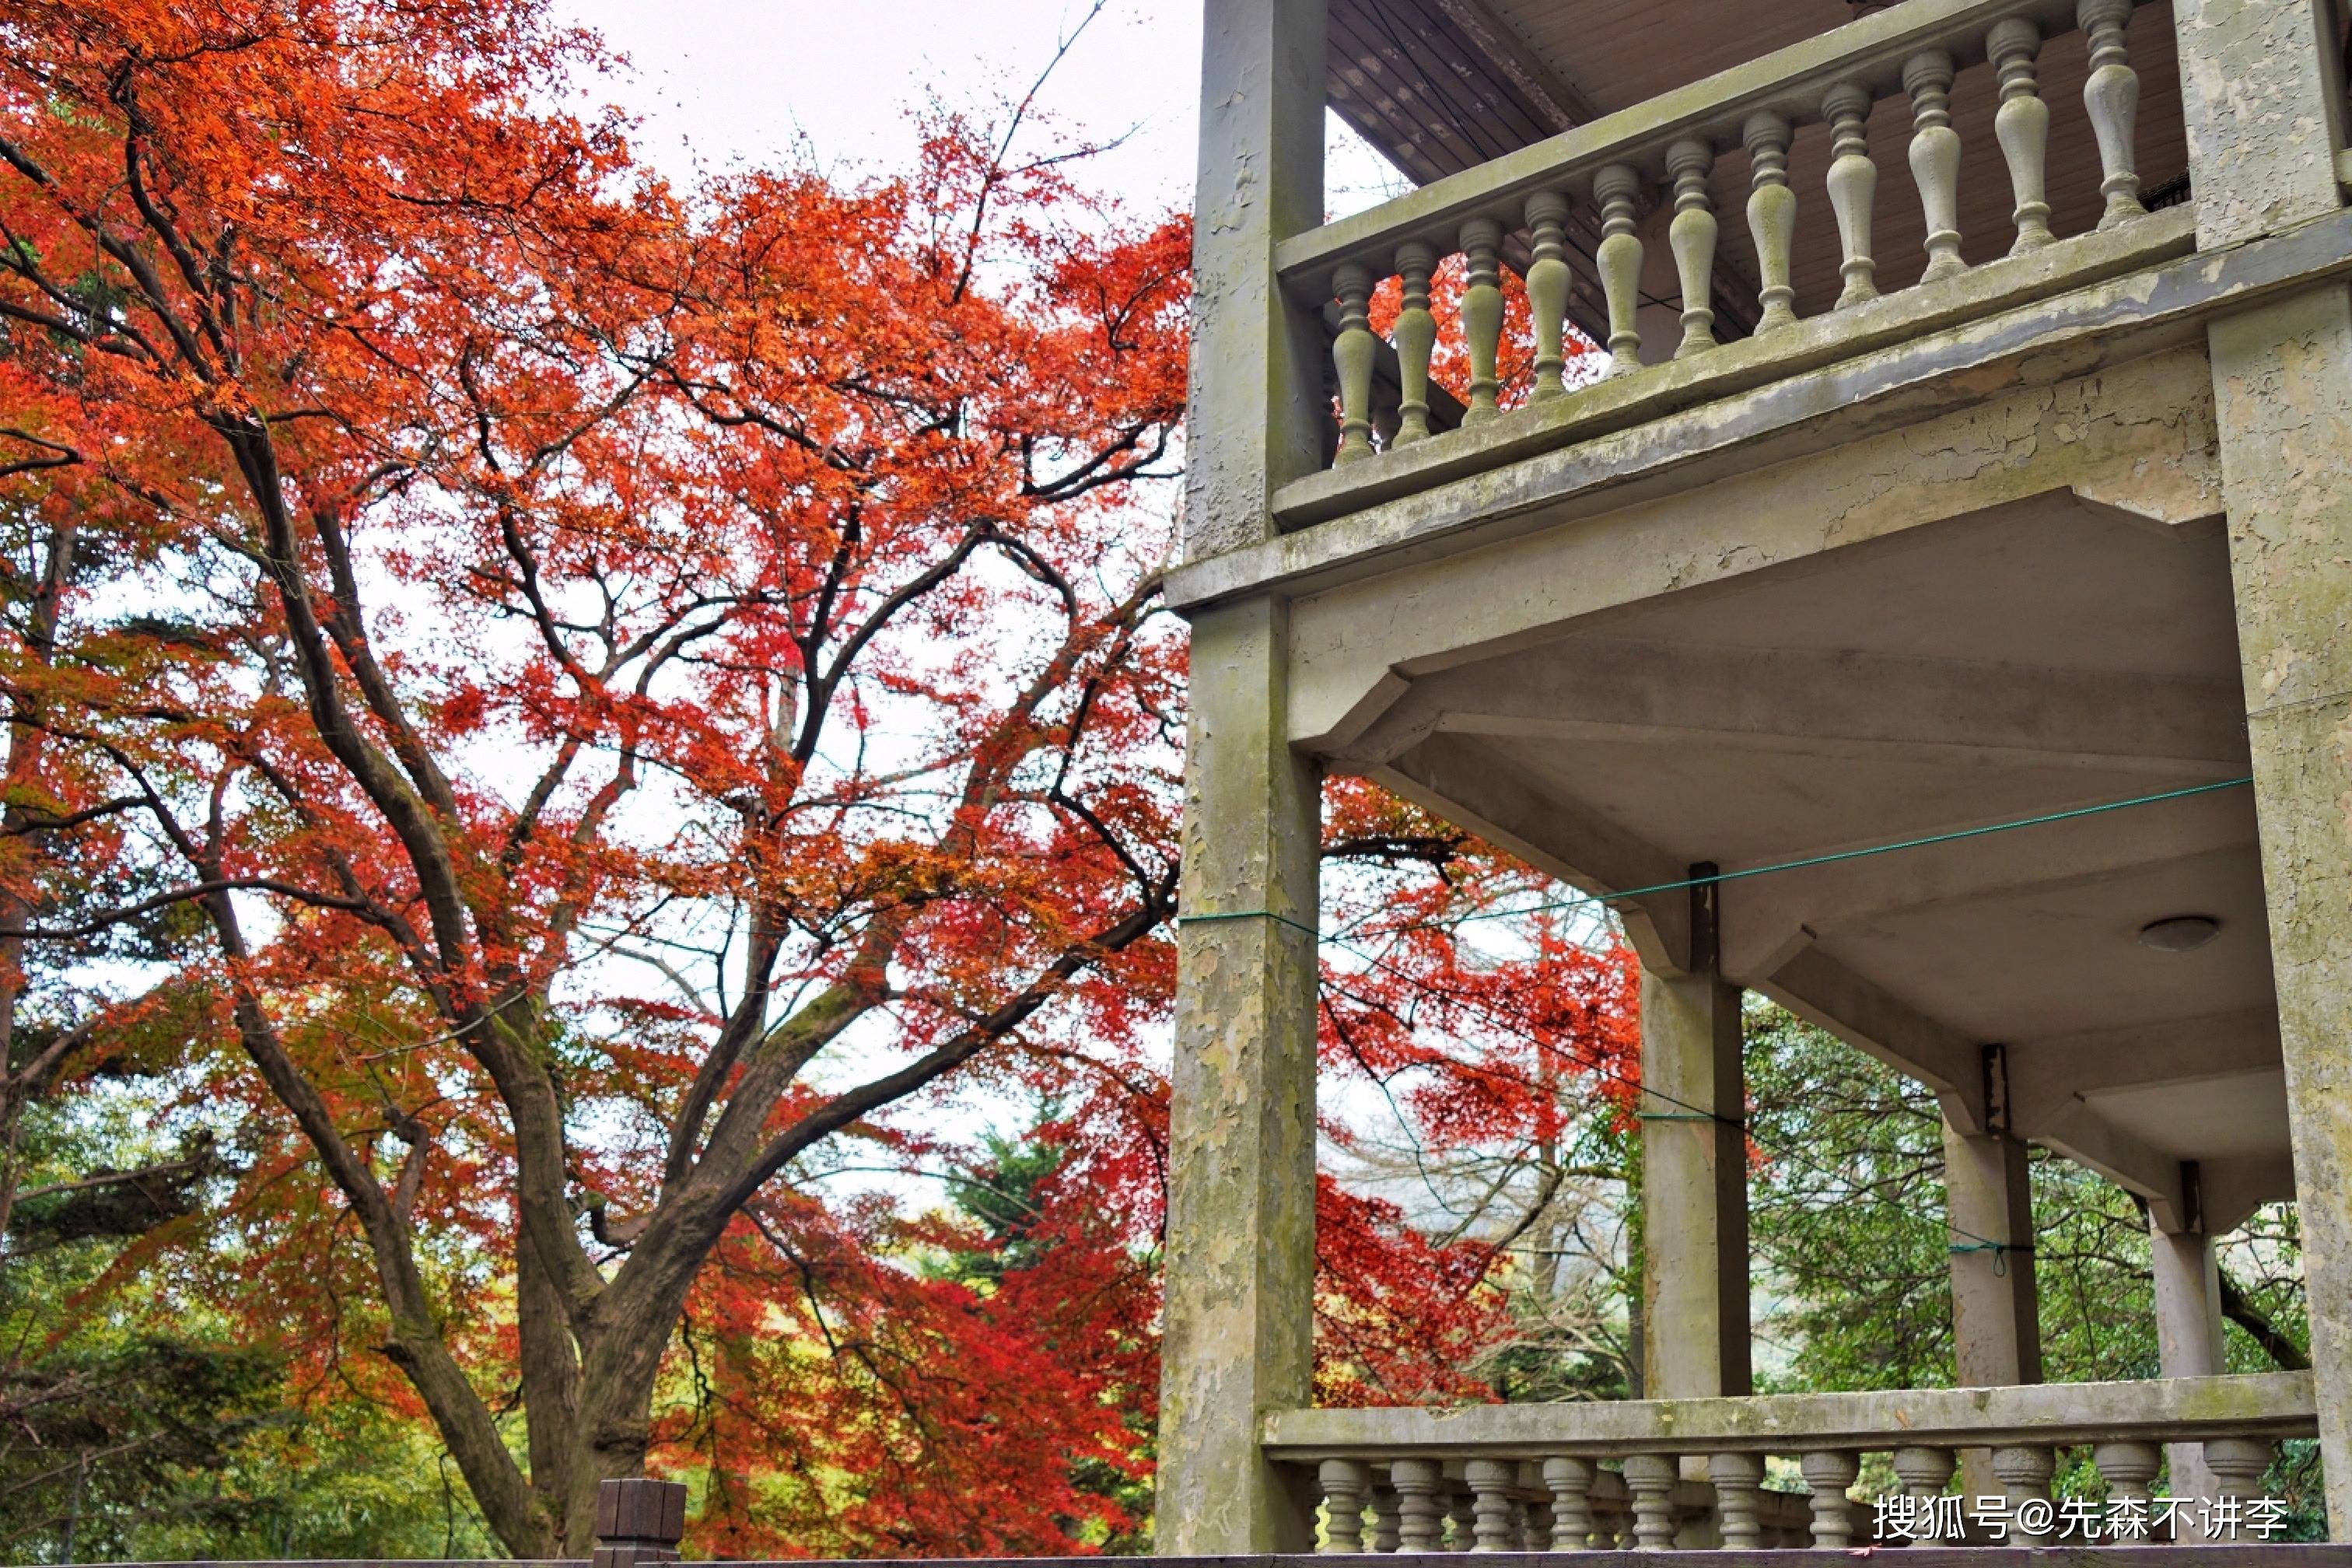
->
1158 599 1322 1554
2204 285 2352 1534
1946 1120 2043 1388
1640 875 1752 1405
2177 0 2352 1534
2152 1220 2228 1532
1159 3 1327 1548
1944 1108 2041 1510
1182 0 1328 563
2173 0 2349 250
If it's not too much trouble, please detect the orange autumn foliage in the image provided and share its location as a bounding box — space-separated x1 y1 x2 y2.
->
0 1 1636 1555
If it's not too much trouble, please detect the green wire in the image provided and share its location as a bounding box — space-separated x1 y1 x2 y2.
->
1172 775 2256 1258
1950 1240 2037 1277
1178 775 2253 938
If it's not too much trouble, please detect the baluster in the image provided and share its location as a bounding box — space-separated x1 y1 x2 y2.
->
2077 0 2144 227
1822 82 1879 308
1594 164 1644 376
1321 1460 1370 1553
1390 241 1437 447
1987 19 2055 252
1370 1471 1402 1553
1518 1461 1555 1551
1710 1452 1765 1549
1892 1446 1957 1544
1609 1485 1637 1550
2203 1437 2273 1506
1801 1450 1860 1548
1447 1479 1477 1551
1990 1444 2056 1543
1458 218 1503 423
1331 261 1377 465
1542 1455 1596 1551
1742 111 1799 334
1316 355 1341 467
1664 138 1718 357
1524 191 1573 399
1622 1454 1678 1550
1461 1460 1514 1552
1903 50 1966 282
2094 1440 2159 1539
1391 1459 1448 1552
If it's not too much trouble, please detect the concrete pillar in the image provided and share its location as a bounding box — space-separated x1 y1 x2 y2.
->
1158 2 1327 1549
2152 1221 2228 1532
1157 595 1322 1556
1639 874 1751 1404
2204 284 2352 1535
1181 0 1328 564
2175 0 2352 1531
2173 0 2349 250
1944 1115 2041 1510
1945 1122 2043 1388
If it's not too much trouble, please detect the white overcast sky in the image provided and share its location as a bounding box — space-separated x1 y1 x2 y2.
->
558 0 1403 217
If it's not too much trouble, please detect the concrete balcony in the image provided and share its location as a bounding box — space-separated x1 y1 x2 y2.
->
1170 0 2352 599
1160 0 2352 1556
1274 0 2189 517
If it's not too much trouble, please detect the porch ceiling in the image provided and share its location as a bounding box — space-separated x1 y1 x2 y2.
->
1331 492 2291 1222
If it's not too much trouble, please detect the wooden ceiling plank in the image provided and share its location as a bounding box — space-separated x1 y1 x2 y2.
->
1330 11 1489 174
1429 0 1600 128
1347 0 1548 159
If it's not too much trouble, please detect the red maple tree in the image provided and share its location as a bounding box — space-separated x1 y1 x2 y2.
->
0 0 1628 1553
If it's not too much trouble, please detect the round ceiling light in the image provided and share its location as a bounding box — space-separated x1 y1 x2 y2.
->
2139 915 2221 953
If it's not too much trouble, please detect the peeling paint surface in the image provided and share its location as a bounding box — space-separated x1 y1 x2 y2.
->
1159 601 1320 1556
2175 0 2350 248
2208 283 2352 1533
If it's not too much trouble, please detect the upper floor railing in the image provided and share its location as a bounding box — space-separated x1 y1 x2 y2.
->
1278 0 2183 526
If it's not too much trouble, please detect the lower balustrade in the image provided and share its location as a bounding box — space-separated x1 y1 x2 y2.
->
1272 1371 2319 1552
1317 1460 1816 1552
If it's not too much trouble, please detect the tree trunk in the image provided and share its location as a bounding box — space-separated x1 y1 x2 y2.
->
518 1227 587 1542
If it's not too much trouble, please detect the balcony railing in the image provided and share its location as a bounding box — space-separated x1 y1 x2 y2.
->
1268 1370 2318 1551
1276 0 2192 528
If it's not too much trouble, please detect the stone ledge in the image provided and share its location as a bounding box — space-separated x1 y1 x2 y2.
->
1261 1372 2316 1458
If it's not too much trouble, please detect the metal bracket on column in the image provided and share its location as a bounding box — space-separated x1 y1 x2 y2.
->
1981 1041 2011 1136
1687 861 1721 977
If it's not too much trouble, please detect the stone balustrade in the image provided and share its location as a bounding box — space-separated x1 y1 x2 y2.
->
1285 0 2165 484
1317 1461 1818 1552
1269 1371 2316 1551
